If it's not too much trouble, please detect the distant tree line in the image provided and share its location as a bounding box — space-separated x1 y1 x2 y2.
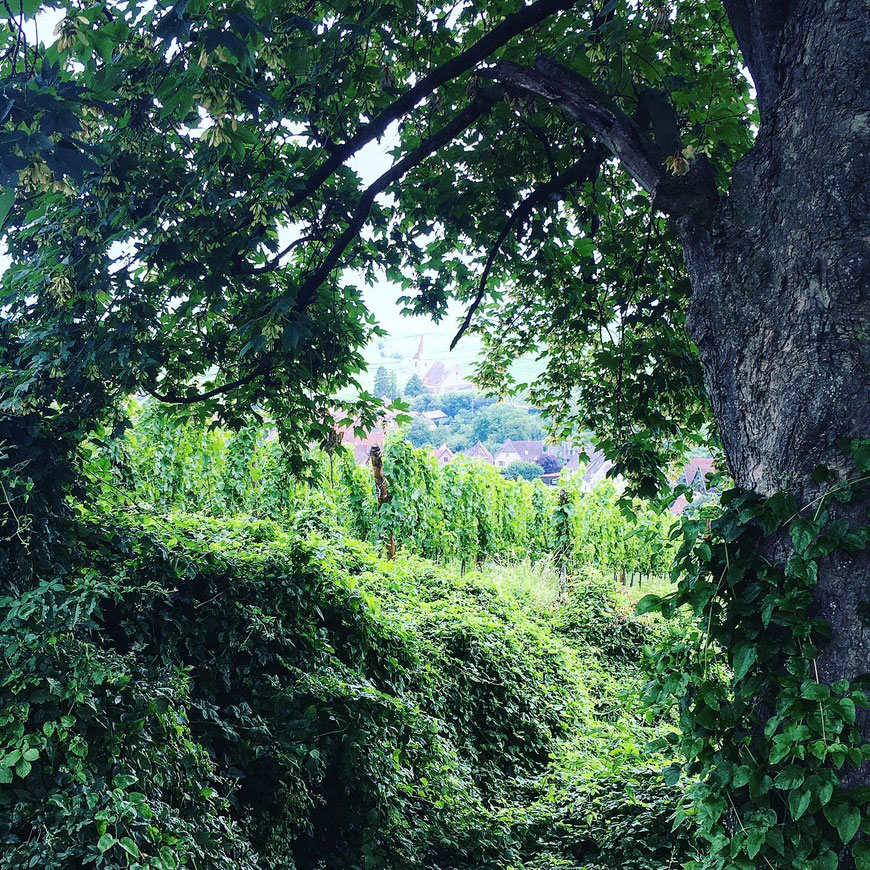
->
405 391 544 453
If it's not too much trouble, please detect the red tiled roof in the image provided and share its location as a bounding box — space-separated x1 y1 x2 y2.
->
683 457 715 489
342 427 385 447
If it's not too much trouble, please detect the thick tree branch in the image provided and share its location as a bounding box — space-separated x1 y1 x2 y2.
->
722 0 790 119
482 57 664 193
451 145 606 349
481 56 718 221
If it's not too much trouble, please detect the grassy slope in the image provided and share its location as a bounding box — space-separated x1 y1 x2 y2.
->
0 511 694 870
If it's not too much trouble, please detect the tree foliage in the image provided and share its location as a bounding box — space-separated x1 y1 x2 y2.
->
3 2 862 867
536 454 562 474
504 459 543 481
0 0 753 501
404 372 425 397
373 366 400 400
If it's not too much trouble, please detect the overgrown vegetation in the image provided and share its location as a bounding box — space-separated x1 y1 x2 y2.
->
2 1 863 867
642 442 870 870
84 403 677 577
1 472 695 869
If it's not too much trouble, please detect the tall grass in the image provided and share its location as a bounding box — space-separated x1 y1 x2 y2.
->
479 555 562 609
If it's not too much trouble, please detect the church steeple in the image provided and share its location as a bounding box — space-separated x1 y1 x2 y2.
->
412 335 426 376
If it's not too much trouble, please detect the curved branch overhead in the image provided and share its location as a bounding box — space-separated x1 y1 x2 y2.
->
480 56 718 222
277 0 582 222
0 0 755 472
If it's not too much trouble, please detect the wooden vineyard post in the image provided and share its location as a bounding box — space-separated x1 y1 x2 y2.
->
370 445 395 560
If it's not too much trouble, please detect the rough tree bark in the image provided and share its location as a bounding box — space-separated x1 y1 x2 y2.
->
682 0 870 702
487 0 870 761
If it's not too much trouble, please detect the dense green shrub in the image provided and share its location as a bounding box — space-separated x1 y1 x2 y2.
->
0 511 695 869
553 578 659 671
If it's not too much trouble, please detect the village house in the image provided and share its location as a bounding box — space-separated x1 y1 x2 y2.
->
411 409 450 425
341 427 385 465
432 444 454 466
670 457 717 514
492 439 546 468
459 441 494 464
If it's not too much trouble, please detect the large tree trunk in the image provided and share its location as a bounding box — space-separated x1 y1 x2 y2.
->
681 0 870 723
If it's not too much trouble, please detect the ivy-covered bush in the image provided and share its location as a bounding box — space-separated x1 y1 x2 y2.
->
553 577 661 672
642 446 870 869
0 509 695 869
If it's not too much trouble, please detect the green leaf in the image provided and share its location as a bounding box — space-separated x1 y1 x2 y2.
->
732 642 756 681
838 697 856 724
663 763 681 785
20 0 43 17
788 787 811 820
791 517 818 552
774 764 805 790
0 188 14 229
837 806 861 843
732 765 752 788
769 742 790 764
745 827 765 859
801 682 830 701
97 833 115 853
119 837 140 858
818 780 834 806
815 852 838 870
850 439 870 471
852 840 870 870
636 594 662 615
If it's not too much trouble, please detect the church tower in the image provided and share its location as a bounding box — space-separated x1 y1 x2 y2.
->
411 335 427 377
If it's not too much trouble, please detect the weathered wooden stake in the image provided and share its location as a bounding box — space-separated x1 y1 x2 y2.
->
369 445 395 560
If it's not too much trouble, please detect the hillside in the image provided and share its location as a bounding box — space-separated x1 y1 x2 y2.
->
0 508 695 870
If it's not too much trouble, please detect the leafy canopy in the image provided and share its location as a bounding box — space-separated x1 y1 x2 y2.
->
0 0 753 491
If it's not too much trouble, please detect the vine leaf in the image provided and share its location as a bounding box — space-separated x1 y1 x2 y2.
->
636 593 662 614
837 806 861 844
788 787 811 821
0 188 13 229
732 641 756 681
774 764 804 790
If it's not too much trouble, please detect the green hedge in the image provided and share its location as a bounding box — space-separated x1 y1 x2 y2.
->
0 512 695 869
